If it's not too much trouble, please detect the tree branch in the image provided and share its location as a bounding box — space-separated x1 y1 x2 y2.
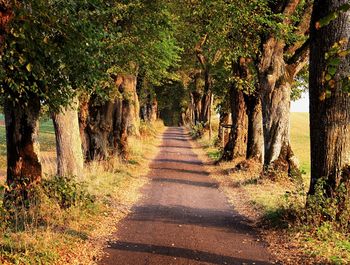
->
195 34 208 68
285 2 312 55
286 38 309 78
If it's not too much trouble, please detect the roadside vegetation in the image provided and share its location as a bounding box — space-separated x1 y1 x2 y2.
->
0 118 164 264
0 0 349 264
193 113 350 264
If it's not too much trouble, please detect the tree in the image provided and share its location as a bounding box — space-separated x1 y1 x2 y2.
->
308 0 350 199
79 0 180 161
258 0 311 176
52 99 84 177
1 0 114 202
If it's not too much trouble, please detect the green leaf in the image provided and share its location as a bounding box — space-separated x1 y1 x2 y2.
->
325 74 332 81
328 67 337 76
328 58 341 67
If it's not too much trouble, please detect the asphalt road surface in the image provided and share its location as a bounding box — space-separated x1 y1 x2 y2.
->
99 127 275 265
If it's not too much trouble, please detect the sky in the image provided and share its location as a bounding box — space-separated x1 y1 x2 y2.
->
291 91 309 112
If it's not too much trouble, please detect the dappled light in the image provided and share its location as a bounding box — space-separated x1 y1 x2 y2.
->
0 0 349 264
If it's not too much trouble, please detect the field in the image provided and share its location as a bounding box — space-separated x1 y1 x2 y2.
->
290 112 310 176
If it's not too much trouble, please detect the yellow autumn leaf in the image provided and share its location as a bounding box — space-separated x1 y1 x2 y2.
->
26 63 32 72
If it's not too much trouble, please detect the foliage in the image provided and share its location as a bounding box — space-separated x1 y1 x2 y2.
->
0 0 115 110
322 38 350 98
190 123 205 139
42 175 95 209
305 176 350 232
157 80 189 126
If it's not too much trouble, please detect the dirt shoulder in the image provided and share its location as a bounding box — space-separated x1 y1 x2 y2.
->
189 137 315 265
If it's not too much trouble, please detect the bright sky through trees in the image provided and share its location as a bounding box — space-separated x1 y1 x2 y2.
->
291 92 309 112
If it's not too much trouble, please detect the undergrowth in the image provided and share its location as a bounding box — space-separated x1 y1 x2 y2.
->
0 120 165 264
194 113 350 264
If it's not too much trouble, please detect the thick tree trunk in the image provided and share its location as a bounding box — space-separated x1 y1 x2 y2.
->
117 75 140 136
78 96 90 160
150 98 158 122
85 96 116 161
222 86 248 160
141 96 158 122
4 96 42 205
191 91 202 125
80 75 135 161
259 38 300 177
245 94 264 162
309 0 350 196
52 98 84 177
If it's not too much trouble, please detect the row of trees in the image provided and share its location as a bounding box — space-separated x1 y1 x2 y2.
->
180 0 349 202
0 0 349 220
0 0 180 204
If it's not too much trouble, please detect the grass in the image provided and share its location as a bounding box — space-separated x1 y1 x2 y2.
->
290 112 310 176
0 118 165 264
195 112 350 264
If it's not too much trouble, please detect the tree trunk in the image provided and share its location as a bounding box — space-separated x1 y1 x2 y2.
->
218 112 230 147
85 96 116 161
52 98 84 177
78 96 90 161
245 94 264 162
4 96 42 205
199 70 211 125
191 91 202 125
150 98 158 122
259 37 300 177
117 75 140 136
222 86 248 160
308 0 350 196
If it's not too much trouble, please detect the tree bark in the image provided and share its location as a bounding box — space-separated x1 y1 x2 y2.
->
245 94 264 162
218 111 230 147
4 96 42 205
116 75 140 136
84 96 116 161
222 85 248 160
192 91 202 125
309 0 350 195
259 37 301 177
52 98 84 177
199 69 212 125
78 96 90 160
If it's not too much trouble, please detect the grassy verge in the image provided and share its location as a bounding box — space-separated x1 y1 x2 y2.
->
193 113 350 264
0 120 165 265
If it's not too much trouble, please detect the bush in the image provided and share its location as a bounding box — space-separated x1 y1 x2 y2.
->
305 177 350 232
190 122 205 139
42 175 95 209
139 120 157 138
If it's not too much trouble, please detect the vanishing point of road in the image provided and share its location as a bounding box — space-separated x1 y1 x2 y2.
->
99 127 275 265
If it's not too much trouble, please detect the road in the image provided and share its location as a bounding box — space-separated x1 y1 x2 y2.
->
99 127 274 265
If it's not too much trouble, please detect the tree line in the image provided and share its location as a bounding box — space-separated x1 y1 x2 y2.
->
0 0 349 227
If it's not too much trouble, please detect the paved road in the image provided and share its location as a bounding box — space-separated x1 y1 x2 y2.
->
99 127 274 265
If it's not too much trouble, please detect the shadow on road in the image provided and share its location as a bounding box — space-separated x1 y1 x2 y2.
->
108 241 272 265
